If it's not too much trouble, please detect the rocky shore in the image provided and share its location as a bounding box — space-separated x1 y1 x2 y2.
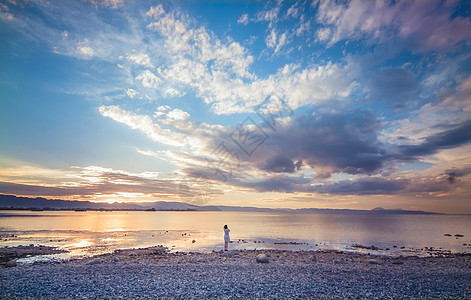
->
1 245 470 299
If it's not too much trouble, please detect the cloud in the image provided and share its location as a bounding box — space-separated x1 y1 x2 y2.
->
286 3 299 18
125 88 139 98
126 53 154 68
260 154 301 173
77 45 94 57
136 70 161 89
237 13 248 25
394 119 471 160
262 109 385 177
0 165 177 199
98 105 188 147
365 67 419 107
315 177 410 195
146 4 164 19
440 75 471 112
256 6 280 24
315 0 471 52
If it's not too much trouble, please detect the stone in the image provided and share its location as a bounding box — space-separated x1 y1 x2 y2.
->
334 259 344 264
5 260 17 267
111 257 119 263
368 259 380 264
311 255 317 262
256 253 269 263
87 258 102 265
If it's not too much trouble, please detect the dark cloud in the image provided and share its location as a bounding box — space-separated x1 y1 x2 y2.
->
366 67 419 108
314 178 410 195
260 154 301 173
247 176 311 193
445 166 471 184
394 119 471 160
263 109 385 176
0 172 179 198
184 111 471 197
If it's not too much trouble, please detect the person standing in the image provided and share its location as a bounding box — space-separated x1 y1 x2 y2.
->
223 224 230 251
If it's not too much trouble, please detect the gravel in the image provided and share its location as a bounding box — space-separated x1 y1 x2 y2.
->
1 247 470 299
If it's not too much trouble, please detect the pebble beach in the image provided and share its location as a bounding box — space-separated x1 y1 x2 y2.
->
1 245 471 299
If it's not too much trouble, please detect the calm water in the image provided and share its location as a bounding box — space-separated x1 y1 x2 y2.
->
1 210 470 260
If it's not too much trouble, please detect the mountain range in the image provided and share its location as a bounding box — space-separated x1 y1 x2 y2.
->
0 194 442 214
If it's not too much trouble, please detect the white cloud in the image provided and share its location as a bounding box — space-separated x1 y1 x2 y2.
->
99 105 187 147
316 0 471 51
167 109 189 121
237 13 248 25
125 88 139 98
126 53 154 68
256 6 280 24
164 88 185 98
441 75 471 112
275 32 287 53
146 4 164 19
265 29 277 48
77 45 94 57
136 70 161 88
316 27 331 41
286 4 299 18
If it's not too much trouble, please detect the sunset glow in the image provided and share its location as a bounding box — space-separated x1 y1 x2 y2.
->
1 1 471 213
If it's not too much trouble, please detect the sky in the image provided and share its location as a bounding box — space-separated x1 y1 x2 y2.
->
1 0 471 213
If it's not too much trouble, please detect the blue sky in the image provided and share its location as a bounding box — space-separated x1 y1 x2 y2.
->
1 0 471 213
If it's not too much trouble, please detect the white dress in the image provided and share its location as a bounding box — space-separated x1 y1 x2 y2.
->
224 228 230 243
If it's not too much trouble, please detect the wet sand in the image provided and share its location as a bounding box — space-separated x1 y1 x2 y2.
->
1 245 470 299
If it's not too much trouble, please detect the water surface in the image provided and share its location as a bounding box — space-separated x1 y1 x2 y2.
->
1 210 470 260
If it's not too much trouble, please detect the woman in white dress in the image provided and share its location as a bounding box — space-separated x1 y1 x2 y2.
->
223 224 230 251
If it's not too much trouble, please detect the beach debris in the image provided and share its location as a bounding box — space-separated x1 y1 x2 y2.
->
5 259 17 267
333 259 344 264
352 244 381 251
256 253 269 263
87 258 102 265
444 233 452 236
311 255 317 263
192 239 196 243
368 259 380 265
454 234 464 237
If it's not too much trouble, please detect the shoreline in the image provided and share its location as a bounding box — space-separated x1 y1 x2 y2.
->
1 245 470 299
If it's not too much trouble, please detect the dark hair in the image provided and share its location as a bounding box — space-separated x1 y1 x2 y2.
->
223 224 228 229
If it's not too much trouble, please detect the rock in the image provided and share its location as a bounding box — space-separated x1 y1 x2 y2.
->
334 259 344 264
111 257 119 263
87 258 102 265
256 253 269 263
5 260 17 267
392 260 404 265
311 255 317 262
368 259 380 264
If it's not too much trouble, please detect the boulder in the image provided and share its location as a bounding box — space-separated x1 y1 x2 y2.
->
5 260 17 267
256 253 269 263
87 258 102 265
368 259 380 265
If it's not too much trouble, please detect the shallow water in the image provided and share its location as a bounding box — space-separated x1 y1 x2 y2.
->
1 210 470 260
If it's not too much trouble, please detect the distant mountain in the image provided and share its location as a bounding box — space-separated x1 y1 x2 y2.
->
0 194 442 214
0 194 143 210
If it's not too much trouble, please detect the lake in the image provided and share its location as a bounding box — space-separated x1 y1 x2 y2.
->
1 210 470 260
